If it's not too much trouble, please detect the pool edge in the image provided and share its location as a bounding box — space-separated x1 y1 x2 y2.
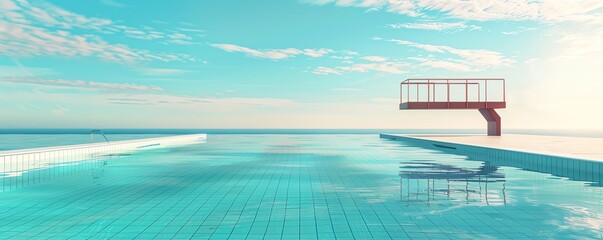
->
379 133 603 164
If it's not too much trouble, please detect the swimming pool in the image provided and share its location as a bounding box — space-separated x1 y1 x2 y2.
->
0 134 601 239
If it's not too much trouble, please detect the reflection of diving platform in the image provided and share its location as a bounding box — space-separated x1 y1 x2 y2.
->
399 161 506 206
399 78 506 136
381 134 603 186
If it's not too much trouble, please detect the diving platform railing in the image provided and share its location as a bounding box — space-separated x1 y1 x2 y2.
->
399 78 506 136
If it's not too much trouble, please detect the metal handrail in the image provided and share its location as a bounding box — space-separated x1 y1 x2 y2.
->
400 78 505 106
90 129 110 143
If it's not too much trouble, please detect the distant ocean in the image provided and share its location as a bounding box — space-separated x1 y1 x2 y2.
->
0 128 602 137
0 129 601 151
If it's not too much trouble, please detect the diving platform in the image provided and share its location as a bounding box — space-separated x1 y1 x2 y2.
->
399 78 506 136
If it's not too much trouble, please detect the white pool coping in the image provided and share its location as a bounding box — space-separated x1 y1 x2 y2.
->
0 134 206 156
380 133 603 163
0 134 207 175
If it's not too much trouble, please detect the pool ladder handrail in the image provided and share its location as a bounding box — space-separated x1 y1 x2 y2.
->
90 129 110 143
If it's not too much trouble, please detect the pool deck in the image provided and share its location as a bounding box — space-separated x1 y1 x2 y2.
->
380 134 603 162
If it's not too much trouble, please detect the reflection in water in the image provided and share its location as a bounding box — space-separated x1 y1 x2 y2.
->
0 153 128 192
399 160 506 206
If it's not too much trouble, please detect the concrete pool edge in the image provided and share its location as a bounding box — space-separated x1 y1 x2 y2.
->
379 133 603 164
0 133 207 156
0 134 207 177
380 134 603 185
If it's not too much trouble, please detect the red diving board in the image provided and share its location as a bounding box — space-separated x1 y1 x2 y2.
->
399 78 506 136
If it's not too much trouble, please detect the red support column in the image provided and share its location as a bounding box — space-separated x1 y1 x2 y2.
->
478 108 501 136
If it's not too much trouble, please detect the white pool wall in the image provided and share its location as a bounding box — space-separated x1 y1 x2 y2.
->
0 134 206 176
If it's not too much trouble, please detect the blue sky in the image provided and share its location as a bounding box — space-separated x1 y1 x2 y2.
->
1 0 602 129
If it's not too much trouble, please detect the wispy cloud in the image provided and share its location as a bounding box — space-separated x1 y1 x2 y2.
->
210 43 333 60
121 28 165 40
0 0 112 30
554 26 603 60
303 0 419 16
2 76 163 92
387 22 481 31
314 61 408 75
302 0 603 23
176 27 205 33
315 37 512 74
339 62 407 74
382 38 513 71
166 33 194 45
107 94 295 107
502 26 536 35
119 26 200 44
362 56 387 62
410 58 472 72
313 66 342 75
0 0 196 63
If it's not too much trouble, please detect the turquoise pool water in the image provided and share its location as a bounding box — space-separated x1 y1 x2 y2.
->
0 134 602 239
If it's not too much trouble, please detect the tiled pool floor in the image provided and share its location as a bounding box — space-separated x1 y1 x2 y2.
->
0 135 601 239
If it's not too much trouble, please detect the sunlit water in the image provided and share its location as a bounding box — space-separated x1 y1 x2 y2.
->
0 134 601 239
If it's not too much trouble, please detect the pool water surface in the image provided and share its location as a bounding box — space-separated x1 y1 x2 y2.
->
0 134 601 239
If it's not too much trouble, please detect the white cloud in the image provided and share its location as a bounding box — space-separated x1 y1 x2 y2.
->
418 0 603 22
330 55 353 61
314 61 408 75
210 43 333 60
383 38 514 71
553 26 603 61
121 27 165 40
303 0 419 16
107 94 295 107
303 0 603 23
166 33 194 45
303 48 332 57
362 56 387 62
210 44 287 59
502 27 536 35
364 7 379 13
2 76 163 92
0 0 196 63
118 26 197 44
387 22 481 31
339 62 407 74
176 27 205 33
0 21 194 62
0 0 113 30
314 38 512 75
413 58 472 72
313 66 342 75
